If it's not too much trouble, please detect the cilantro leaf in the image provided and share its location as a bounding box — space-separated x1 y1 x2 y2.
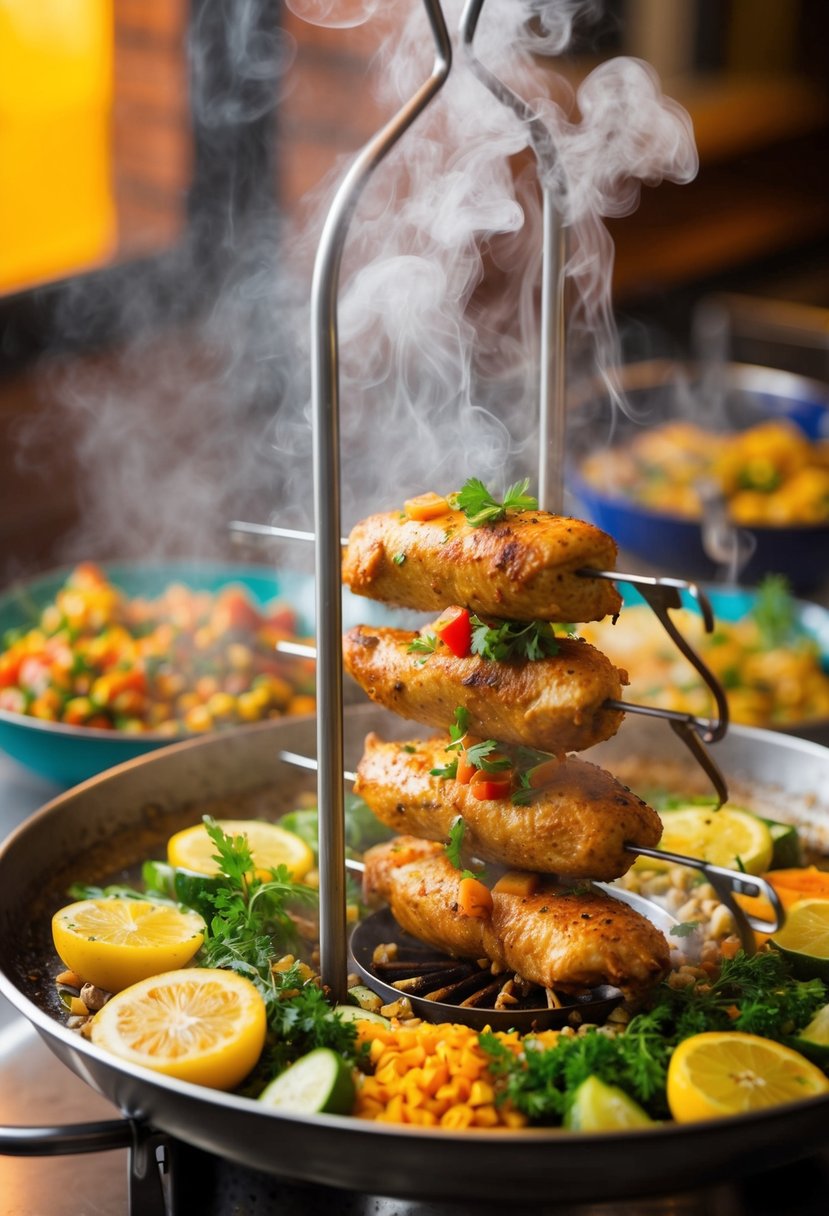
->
406 632 439 665
444 817 466 869
470 616 560 662
455 477 538 527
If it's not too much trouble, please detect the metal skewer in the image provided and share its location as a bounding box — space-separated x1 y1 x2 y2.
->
459 0 567 513
308 1 451 1001
280 750 782 956
229 520 728 742
276 636 729 805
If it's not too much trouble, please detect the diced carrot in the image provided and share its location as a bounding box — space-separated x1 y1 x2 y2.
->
470 768 514 801
403 492 450 521
492 871 540 898
458 875 493 918
767 866 829 906
455 746 476 785
56 969 84 988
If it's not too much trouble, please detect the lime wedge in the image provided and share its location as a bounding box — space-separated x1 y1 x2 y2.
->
644 804 773 875
258 1047 355 1115
791 1003 829 1068
771 899 829 981
565 1075 653 1132
762 818 802 870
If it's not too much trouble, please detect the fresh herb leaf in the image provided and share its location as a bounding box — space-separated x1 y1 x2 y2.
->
447 706 471 749
464 739 512 772
670 921 700 938
406 632 439 665
444 817 466 869
455 477 538 527
392 552 406 565
470 616 560 662
430 758 458 779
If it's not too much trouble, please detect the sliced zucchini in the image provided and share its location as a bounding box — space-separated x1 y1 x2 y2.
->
258 1047 355 1115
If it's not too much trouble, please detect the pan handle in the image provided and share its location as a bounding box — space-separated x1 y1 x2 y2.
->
0 1118 171 1216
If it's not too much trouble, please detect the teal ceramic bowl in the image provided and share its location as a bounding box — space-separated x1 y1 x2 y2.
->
0 561 328 787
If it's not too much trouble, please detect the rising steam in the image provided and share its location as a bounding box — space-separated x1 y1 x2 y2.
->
11 0 697 577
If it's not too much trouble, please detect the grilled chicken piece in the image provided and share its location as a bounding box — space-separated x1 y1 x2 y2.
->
341 506 621 623
343 625 627 756
354 733 662 881
363 838 670 996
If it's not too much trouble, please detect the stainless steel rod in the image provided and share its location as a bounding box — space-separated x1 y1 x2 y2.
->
309 3 451 1001
459 0 567 513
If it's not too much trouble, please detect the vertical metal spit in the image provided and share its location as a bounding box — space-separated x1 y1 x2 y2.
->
311 3 451 1000
460 0 568 512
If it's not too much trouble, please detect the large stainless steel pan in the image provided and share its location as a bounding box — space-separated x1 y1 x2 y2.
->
2 706 829 1206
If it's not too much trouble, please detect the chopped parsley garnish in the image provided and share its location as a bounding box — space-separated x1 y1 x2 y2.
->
454 477 538 527
470 616 560 662
443 816 484 880
406 632 439 665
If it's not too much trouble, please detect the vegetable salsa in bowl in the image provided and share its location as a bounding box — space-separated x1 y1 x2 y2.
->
0 561 321 786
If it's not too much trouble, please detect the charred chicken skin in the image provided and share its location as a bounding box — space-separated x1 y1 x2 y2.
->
343 625 627 756
362 838 670 996
341 507 622 623
354 733 662 881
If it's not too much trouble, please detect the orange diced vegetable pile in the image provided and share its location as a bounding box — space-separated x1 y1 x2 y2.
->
354 1021 558 1129
0 563 316 735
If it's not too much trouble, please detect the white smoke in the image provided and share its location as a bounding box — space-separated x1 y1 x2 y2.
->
11 0 698 574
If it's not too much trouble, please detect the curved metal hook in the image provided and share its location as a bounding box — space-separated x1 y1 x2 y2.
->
631 844 785 956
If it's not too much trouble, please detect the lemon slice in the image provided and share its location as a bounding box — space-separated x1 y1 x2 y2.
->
91 968 267 1090
565 1076 653 1131
167 819 314 881
771 899 829 981
647 805 773 874
52 898 205 992
667 1031 829 1122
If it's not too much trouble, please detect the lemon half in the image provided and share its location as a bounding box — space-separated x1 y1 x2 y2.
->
52 898 205 992
91 967 267 1090
667 1031 829 1122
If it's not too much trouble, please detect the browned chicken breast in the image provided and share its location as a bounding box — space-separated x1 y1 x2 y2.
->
343 625 627 756
341 507 621 623
354 733 662 880
362 838 670 996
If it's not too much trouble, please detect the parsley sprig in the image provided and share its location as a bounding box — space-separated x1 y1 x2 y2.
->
443 816 484 880
470 616 560 662
192 818 361 1073
454 477 538 527
429 707 511 781
406 632 439 665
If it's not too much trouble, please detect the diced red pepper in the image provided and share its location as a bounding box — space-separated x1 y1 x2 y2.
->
432 606 472 658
